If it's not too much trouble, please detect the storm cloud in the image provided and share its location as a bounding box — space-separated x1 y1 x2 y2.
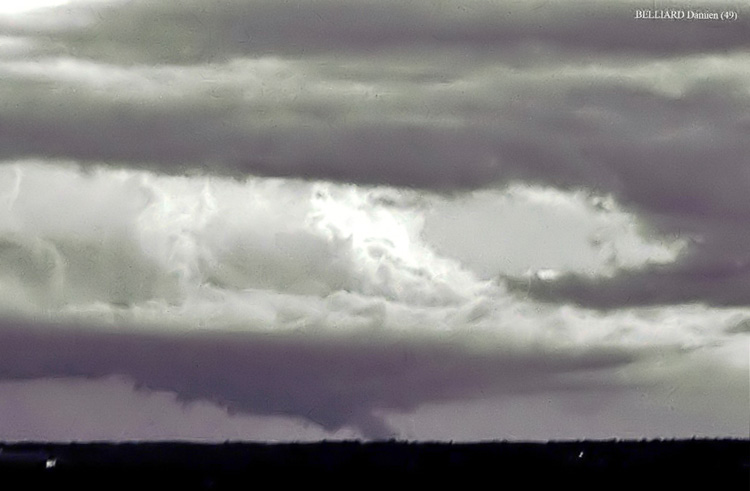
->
0 315 646 438
0 0 748 439
0 162 747 437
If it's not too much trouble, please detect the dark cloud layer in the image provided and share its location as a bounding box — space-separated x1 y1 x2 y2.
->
505 260 750 309
1 59 747 208
4 0 749 63
0 316 639 438
1 2 748 207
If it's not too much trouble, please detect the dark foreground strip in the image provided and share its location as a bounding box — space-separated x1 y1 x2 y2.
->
0 439 747 489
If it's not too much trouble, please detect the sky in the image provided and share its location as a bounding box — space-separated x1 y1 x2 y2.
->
0 0 748 441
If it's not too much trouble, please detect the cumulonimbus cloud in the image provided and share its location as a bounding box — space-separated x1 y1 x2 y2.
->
0 162 747 437
0 0 748 438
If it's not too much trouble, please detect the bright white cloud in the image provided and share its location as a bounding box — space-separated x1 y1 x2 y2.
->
0 160 741 343
423 185 687 280
0 0 72 15
0 161 481 321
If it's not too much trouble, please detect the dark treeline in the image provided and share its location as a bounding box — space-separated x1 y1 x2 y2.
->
1 439 747 489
